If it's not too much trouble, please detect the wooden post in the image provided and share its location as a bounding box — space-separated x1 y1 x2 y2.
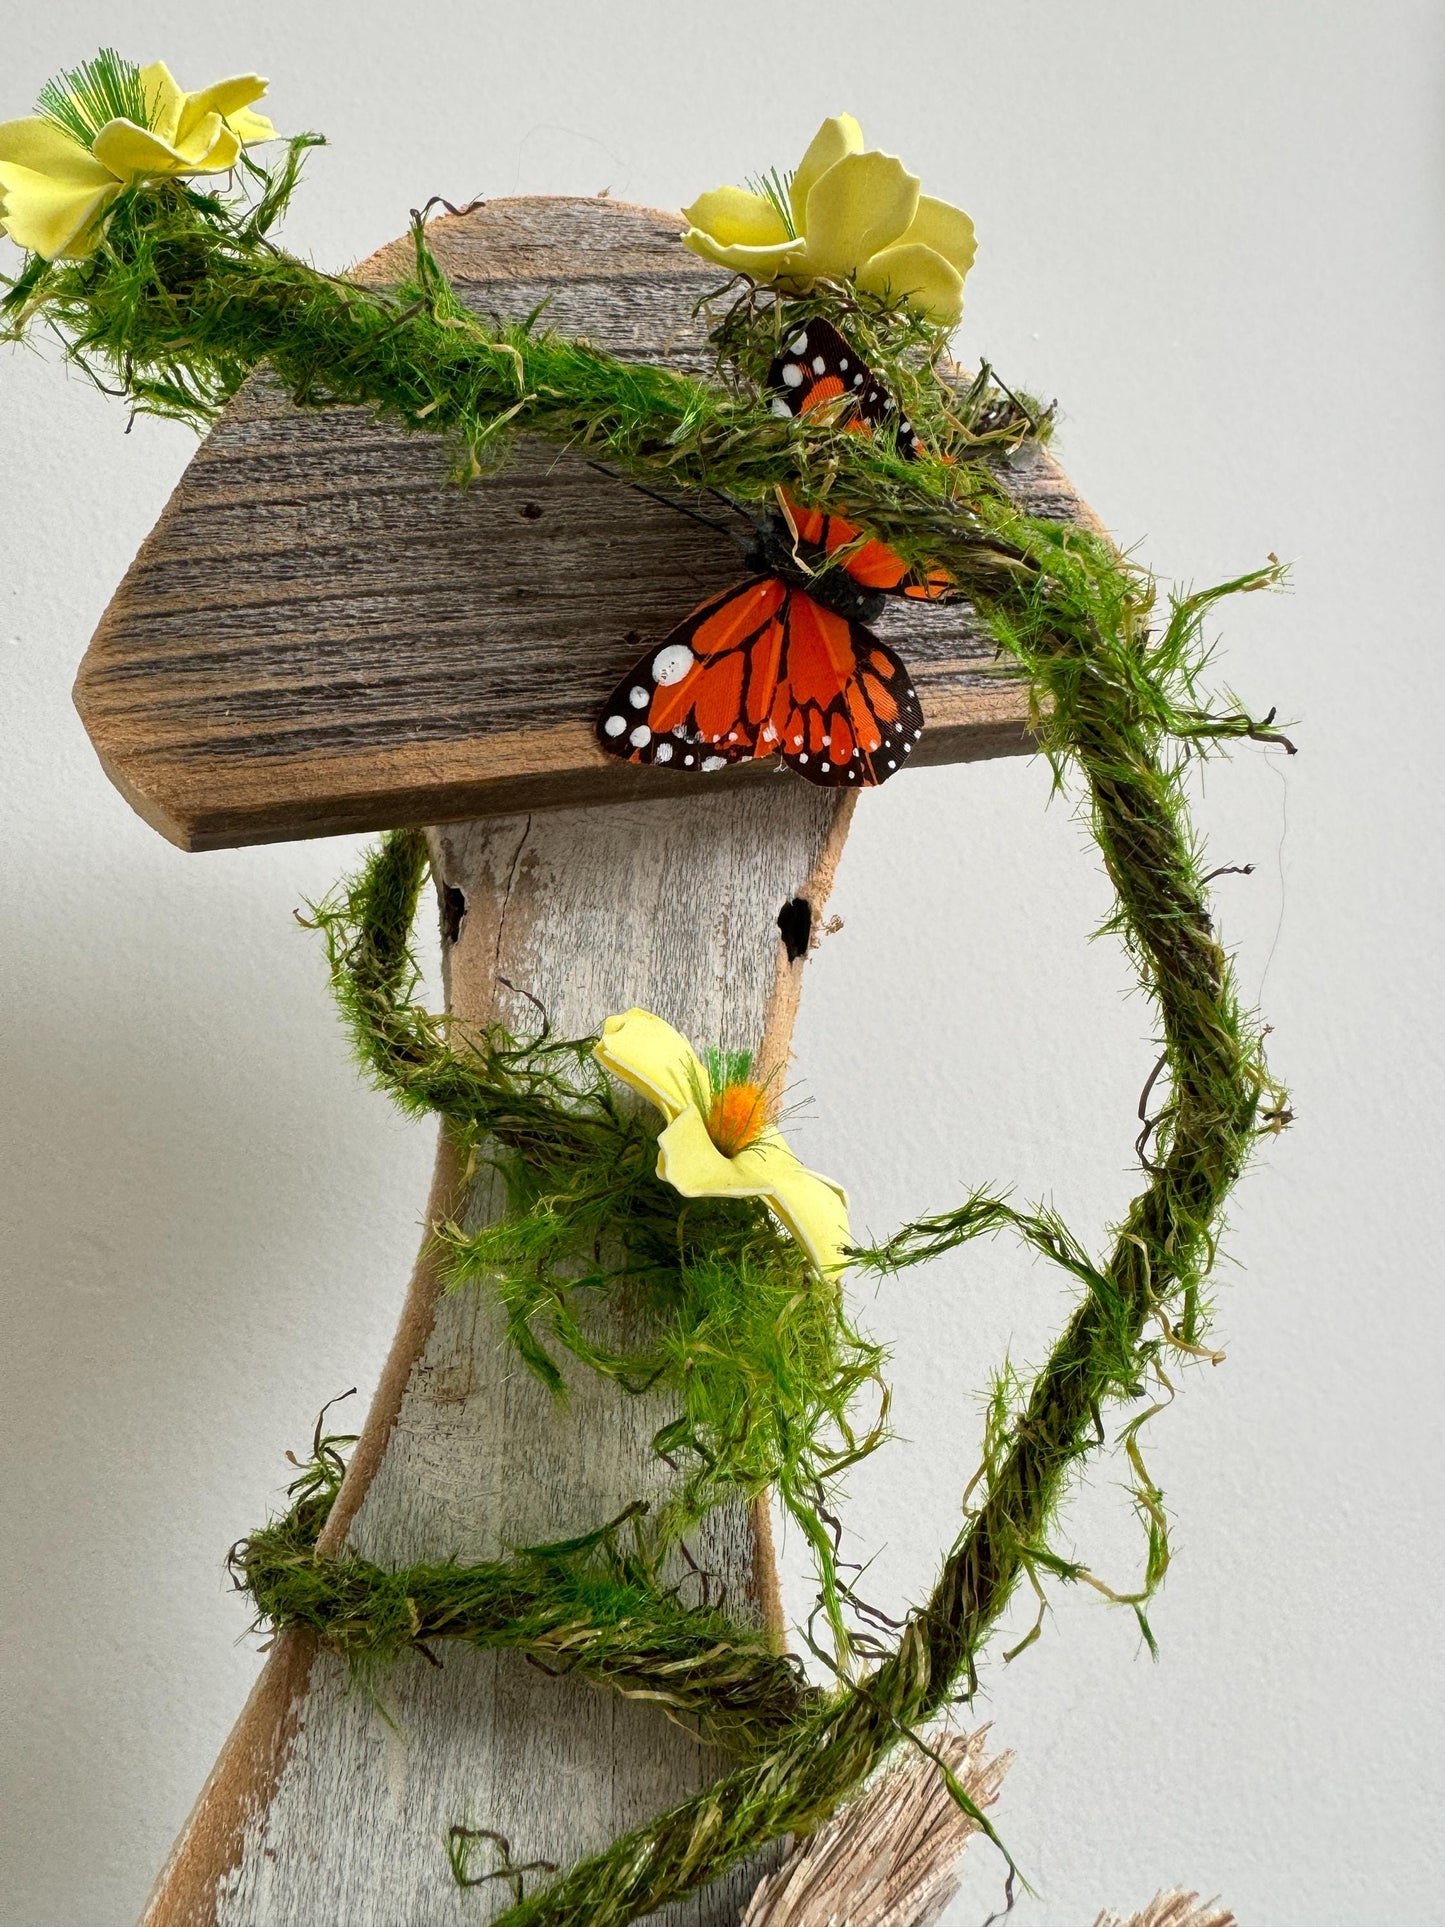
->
144 790 848 1924
61 199 1096 1921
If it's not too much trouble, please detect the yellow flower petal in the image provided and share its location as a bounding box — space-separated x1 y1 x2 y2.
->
788 114 864 233
0 116 116 184
656 1105 755 1197
133 65 272 161
0 160 120 258
180 116 241 171
165 110 239 170
173 74 271 146
594 1009 707 1124
682 228 806 277
138 62 187 148
92 114 238 181
91 118 179 179
198 120 243 171
801 149 919 282
895 194 977 280
223 104 277 145
682 185 788 249
856 240 965 326
657 1112 851 1276
747 1148 852 1278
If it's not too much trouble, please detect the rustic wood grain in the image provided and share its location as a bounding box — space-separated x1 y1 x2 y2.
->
737 1729 1008 1927
72 197 1090 852
143 785 851 1926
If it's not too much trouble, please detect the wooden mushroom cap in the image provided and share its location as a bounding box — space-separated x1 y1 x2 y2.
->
74 197 1090 850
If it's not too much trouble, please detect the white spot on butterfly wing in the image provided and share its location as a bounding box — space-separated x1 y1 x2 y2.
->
629 724 651 748
651 643 695 686
812 355 826 375
781 363 804 388
789 331 808 353
603 714 626 738
771 397 794 417
701 754 728 772
629 686 649 708
853 373 864 387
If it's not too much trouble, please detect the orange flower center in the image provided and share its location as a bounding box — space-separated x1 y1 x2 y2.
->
706 1081 767 1157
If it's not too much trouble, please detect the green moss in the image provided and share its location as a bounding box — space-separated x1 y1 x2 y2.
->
305 829 889 1657
235 1416 818 1755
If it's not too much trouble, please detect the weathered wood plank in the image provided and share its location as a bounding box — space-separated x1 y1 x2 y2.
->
143 785 851 1925
72 197 1082 852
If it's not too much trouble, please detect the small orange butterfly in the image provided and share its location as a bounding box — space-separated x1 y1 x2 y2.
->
596 320 947 788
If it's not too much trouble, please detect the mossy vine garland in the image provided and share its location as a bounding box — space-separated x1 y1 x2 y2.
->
3 59 1295 1925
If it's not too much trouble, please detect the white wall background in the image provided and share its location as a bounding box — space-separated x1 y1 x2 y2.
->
2 4 1441 1923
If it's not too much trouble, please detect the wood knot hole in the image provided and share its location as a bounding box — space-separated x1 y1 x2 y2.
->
518 501 544 520
777 897 812 963
442 884 467 945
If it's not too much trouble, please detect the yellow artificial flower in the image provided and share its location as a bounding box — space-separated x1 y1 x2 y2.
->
594 1008 851 1277
0 120 121 263
682 114 976 328
0 57 275 261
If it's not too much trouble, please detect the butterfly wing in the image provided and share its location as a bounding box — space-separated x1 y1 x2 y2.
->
767 316 925 459
768 322 949 601
782 494 952 604
766 591 925 788
596 577 788 771
596 578 923 788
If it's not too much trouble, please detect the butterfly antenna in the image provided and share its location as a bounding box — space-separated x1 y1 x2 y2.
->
584 462 740 543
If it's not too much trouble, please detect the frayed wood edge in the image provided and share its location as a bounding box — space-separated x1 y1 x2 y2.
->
739 1727 1009 1927
1094 1894 1236 1927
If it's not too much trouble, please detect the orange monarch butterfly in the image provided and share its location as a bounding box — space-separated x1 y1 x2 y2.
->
595 319 947 788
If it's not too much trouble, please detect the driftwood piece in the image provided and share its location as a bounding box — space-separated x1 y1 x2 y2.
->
730 1734 1237 1927
143 788 849 1924
1093 1896 1237 1927
738 1729 1009 1927
71 196 1095 851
